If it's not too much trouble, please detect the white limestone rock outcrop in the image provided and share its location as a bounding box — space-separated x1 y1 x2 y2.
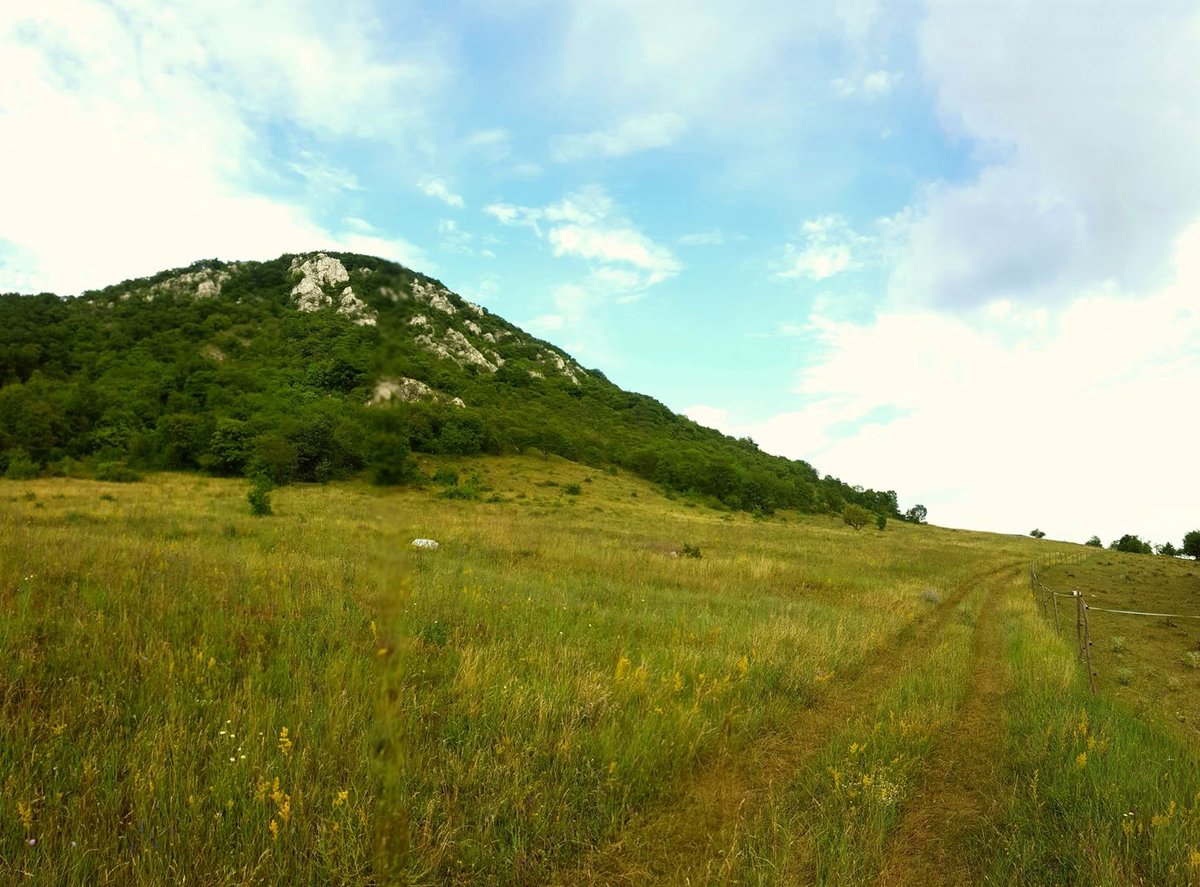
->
537 350 585 385
415 328 499 373
152 268 232 299
368 377 465 408
289 253 377 326
412 279 457 315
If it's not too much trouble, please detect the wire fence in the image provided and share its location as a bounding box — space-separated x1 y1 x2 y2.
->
1028 551 1200 693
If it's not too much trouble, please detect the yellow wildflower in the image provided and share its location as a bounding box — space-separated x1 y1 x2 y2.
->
614 657 631 682
1188 848 1200 868
17 802 33 832
1076 752 1087 769
736 655 749 676
829 766 842 789
269 819 278 840
278 726 293 755
333 790 349 808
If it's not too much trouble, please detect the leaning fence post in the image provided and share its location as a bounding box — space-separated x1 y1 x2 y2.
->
1081 596 1096 693
1052 590 1061 635
1080 592 1089 657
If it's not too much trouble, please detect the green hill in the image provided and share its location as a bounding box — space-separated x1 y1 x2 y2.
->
0 251 900 517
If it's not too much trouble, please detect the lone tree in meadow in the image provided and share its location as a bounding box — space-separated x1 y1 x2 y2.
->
1183 530 1200 560
1030 529 1046 539
1156 541 1179 557
842 504 873 531
905 504 928 524
1085 535 1103 547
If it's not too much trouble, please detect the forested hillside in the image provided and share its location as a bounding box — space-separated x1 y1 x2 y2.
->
0 252 900 517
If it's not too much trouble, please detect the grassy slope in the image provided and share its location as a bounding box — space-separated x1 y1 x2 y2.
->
1 458 1198 885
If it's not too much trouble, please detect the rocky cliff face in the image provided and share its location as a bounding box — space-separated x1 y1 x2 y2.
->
289 254 377 326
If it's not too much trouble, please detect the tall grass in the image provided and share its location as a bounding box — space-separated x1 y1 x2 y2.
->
0 460 1142 884
991 589 1200 884
733 588 987 885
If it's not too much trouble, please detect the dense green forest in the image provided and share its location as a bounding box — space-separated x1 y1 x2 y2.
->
0 251 903 518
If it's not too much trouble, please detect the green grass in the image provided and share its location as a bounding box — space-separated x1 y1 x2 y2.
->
1039 552 1200 738
2 458 1199 884
990 587 1200 885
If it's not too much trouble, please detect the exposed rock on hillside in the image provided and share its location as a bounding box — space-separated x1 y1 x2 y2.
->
368 377 465 408
289 253 377 326
154 268 232 299
415 327 502 373
412 279 457 316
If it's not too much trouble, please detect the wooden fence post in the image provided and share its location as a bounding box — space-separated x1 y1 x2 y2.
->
1080 592 1089 657
1081 598 1096 693
1053 590 1061 635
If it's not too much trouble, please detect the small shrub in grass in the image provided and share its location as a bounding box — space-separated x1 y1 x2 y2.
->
1167 676 1182 690
1185 651 1200 669
432 467 459 486
563 483 581 496
681 542 702 559
95 461 142 483
1110 635 1126 653
875 512 888 531
1116 667 1133 685
3 448 39 480
247 477 273 516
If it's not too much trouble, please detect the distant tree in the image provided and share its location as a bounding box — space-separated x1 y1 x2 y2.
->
1183 530 1200 560
1156 541 1179 557
875 512 888 532
1030 529 1046 539
1084 535 1103 548
842 504 872 531
1110 534 1153 555
905 504 928 524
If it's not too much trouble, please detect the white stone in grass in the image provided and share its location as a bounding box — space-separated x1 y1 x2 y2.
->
411 538 440 550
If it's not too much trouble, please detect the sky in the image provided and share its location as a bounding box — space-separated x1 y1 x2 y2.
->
2 1 1199 546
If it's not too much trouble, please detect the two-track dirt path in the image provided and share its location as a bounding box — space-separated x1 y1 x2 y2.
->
873 569 1013 887
553 562 1018 886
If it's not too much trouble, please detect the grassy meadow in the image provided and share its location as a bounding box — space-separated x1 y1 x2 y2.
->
2 457 1200 884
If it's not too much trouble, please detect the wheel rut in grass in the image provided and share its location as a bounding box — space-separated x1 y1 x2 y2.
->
553 561 1020 886
872 569 1012 887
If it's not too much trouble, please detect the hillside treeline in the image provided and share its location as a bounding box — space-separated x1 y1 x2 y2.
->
0 256 901 519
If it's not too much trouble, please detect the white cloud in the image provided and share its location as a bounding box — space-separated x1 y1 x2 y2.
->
461 127 512 159
776 215 871 281
0 1 437 294
745 222 1200 545
832 69 900 98
287 152 363 191
890 0 1200 309
486 185 681 292
417 177 466 208
683 404 730 430
678 230 726 247
550 112 688 162
548 226 679 286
